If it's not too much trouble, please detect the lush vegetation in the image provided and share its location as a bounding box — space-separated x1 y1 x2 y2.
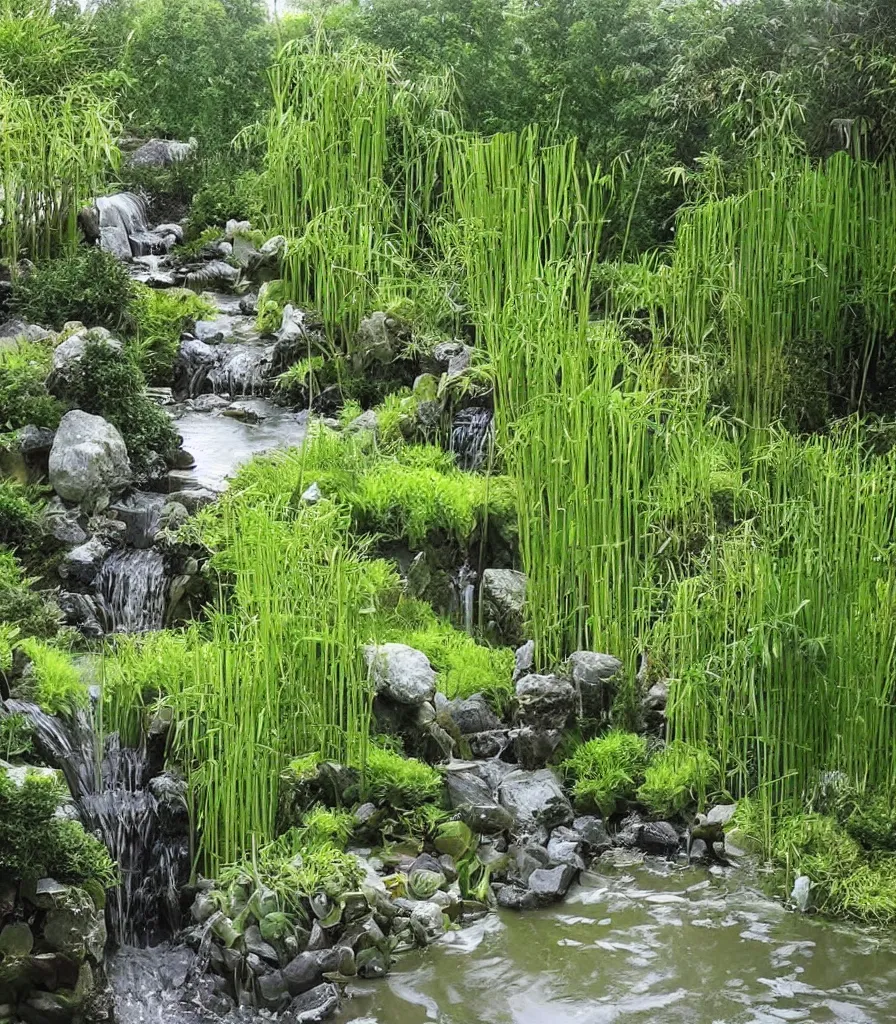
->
0 770 117 888
4 0 896 929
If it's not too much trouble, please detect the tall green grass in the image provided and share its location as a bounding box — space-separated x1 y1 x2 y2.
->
0 1 118 261
260 34 453 344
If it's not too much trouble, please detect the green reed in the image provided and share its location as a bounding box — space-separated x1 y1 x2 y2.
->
261 34 453 344
0 2 118 263
664 149 896 426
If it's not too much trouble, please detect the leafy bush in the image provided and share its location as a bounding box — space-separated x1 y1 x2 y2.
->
256 279 289 335
0 770 117 888
0 550 60 640
65 338 179 473
362 745 443 808
187 169 266 235
0 339 63 430
130 285 215 385
636 741 721 818
562 730 649 815
218 807 361 913
17 638 86 717
0 479 43 548
11 248 134 332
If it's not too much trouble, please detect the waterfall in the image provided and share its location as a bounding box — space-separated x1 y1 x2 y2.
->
1 698 189 948
451 407 493 470
96 549 168 633
176 337 274 399
452 563 478 635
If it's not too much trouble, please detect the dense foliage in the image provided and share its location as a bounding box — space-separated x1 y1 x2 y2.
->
0 770 117 888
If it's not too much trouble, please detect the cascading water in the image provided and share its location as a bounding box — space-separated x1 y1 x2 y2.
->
451 407 493 470
451 563 478 635
96 548 168 633
1 696 189 948
177 337 275 399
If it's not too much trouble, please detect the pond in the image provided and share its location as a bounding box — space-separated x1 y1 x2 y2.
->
111 861 896 1024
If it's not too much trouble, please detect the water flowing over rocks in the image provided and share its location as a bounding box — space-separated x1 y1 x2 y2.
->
450 407 493 470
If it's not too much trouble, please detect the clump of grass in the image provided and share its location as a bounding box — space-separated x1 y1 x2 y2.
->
362 745 443 808
562 730 649 816
129 285 215 385
18 638 86 717
636 741 721 818
11 248 133 332
383 605 514 712
0 479 43 548
0 551 60 641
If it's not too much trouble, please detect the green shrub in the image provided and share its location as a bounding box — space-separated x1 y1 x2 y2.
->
11 248 134 332
218 807 361 913
362 745 444 808
0 339 63 430
130 285 215 385
562 730 649 815
65 338 179 473
187 169 266 236
0 479 43 548
256 279 289 335
843 793 896 852
0 770 117 888
0 550 60 640
18 639 86 717
636 741 721 818
0 713 33 760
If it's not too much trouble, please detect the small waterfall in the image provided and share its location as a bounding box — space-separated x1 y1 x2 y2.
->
451 407 493 470
96 193 152 259
452 563 478 635
176 337 274 399
1 698 189 948
96 549 168 633
110 492 167 549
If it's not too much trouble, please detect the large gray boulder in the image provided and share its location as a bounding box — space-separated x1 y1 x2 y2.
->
498 768 573 833
0 319 51 346
48 411 132 512
514 673 576 731
444 762 514 834
481 569 526 643
351 312 408 370
567 651 622 721
128 137 198 169
364 643 436 705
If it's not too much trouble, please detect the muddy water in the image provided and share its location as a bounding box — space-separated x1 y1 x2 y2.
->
174 401 306 491
334 862 896 1024
112 861 896 1024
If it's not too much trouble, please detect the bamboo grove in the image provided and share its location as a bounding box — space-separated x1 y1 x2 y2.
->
0 0 118 263
257 36 896 841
